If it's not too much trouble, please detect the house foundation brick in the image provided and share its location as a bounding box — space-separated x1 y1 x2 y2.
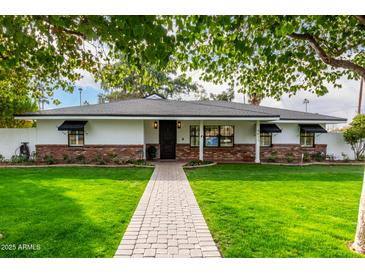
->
175 144 255 162
175 143 327 163
260 144 327 163
36 144 144 163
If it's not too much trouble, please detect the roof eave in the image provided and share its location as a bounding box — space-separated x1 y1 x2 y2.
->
269 118 347 124
14 114 280 121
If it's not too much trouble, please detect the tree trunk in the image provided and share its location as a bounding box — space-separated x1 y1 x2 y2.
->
352 168 365 254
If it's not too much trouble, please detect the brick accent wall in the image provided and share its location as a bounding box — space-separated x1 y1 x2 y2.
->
175 143 327 163
176 144 255 162
36 144 144 163
37 143 327 163
260 144 327 163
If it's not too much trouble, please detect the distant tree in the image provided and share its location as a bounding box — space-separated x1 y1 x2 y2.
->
0 78 39 127
210 88 235 101
248 93 264 105
344 114 365 160
98 64 206 102
0 97 38 128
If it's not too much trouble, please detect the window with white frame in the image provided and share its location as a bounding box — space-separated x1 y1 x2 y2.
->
190 125 200 147
68 130 84 146
260 132 272 147
189 125 234 148
300 132 314 147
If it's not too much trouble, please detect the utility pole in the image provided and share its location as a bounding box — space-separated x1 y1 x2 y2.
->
358 77 364 114
78 88 82 106
303 98 309 112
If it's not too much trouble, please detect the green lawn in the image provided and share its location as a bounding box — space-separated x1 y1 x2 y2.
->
186 164 364 258
0 167 153 258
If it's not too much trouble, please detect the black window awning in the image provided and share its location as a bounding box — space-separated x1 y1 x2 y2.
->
58 121 87 131
299 124 327 133
260 124 282 133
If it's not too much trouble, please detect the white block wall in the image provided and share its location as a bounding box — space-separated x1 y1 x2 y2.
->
0 128 37 159
317 132 355 160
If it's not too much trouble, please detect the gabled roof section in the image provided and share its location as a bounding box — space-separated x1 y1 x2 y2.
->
144 93 165 100
15 98 346 122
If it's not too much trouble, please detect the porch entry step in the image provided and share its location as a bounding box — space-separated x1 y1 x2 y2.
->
114 162 221 258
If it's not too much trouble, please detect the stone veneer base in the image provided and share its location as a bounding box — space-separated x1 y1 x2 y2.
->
38 143 328 164
36 144 144 163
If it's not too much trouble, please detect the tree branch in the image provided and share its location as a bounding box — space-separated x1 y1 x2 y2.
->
289 32 365 78
34 16 86 39
355 15 365 26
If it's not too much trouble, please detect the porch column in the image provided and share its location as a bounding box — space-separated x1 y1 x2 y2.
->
199 120 204 161
255 120 260 163
142 120 146 160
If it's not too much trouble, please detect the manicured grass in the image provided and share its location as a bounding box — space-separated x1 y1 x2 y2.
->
186 164 364 258
0 167 153 258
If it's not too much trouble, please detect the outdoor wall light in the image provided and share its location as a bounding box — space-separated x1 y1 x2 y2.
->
154 121 158 129
177 121 181 129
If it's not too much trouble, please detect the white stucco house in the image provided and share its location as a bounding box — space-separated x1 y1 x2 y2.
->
14 94 347 163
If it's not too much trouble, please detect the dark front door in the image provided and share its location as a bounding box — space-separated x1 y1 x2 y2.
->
159 120 176 159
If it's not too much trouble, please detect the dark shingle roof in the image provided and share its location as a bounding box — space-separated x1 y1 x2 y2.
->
16 98 346 122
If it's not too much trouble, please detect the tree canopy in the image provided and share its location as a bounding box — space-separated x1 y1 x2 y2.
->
0 15 174 104
2 15 365 121
344 114 365 160
170 16 365 100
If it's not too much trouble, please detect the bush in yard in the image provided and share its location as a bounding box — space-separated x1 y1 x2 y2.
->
10 154 28 164
43 154 55 165
146 146 157 160
341 152 350 162
63 154 74 164
75 154 86 164
107 152 118 163
267 151 277 162
28 151 36 162
312 151 325 162
94 154 106 165
326 153 336 161
185 159 213 167
126 159 149 166
111 156 122 165
344 114 365 160
0 154 5 162
286 153 294 163
302 152 310 162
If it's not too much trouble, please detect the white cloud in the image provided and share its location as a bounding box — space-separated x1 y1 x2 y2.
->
74 69 102 90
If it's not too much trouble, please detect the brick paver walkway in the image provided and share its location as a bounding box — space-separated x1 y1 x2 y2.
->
114 162 221 258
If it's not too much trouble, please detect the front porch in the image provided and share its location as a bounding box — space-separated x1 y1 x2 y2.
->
144 119 265 163
143 119 327 163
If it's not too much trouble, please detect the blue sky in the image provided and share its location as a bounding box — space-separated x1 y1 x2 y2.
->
50 86 100 108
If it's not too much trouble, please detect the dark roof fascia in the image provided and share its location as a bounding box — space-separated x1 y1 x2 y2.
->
15 114 280 118
280 118 347 122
